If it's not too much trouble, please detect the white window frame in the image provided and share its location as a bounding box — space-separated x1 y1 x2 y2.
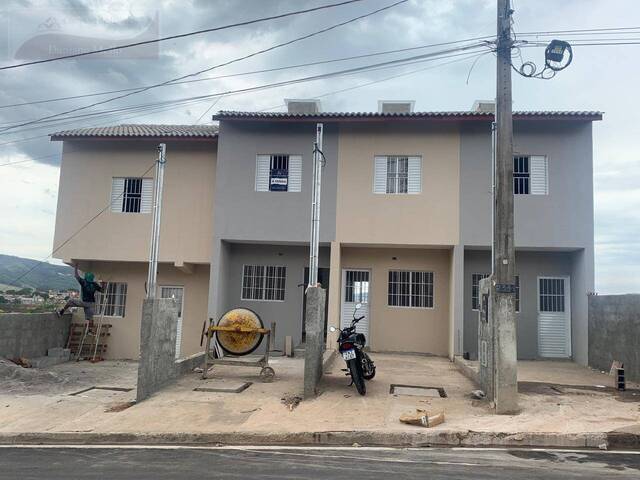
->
96 282 127 317
387 270 434 309
471 273 490 311
241 265 287 302
373 155 421 194
513 154 548 196
111 177 153 214
255 154 302 193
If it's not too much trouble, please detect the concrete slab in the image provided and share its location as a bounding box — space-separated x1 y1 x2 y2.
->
0 354 638 448
391 385 444 397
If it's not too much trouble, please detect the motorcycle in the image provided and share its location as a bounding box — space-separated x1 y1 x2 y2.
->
329 303 376 395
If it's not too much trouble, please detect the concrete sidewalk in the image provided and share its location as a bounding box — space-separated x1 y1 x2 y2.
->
0 353 638 449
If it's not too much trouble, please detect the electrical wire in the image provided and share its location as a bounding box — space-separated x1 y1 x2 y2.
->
0 0 409 134
0 0 367 71
0 153 60 167
0 49 487 169
0 34 496 110
0 42 491 138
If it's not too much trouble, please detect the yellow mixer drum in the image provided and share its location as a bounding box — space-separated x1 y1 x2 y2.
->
216 308 265 356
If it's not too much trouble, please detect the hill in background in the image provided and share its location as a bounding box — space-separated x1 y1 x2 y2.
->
0 254 76 291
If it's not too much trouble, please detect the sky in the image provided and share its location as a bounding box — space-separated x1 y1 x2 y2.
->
0 0 638 294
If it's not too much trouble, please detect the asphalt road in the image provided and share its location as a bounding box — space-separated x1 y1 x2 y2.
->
0 446 638 479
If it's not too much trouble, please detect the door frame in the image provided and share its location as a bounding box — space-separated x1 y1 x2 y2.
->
536 275 571 358
341 268 372 337
159 285 185 359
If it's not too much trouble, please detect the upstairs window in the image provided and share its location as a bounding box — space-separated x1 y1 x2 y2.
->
111 177 153 213
513 155 548 195
255 154 302 192
374 155 421 194
388 270 434 308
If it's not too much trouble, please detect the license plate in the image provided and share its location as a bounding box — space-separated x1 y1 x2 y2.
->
342 349 356 361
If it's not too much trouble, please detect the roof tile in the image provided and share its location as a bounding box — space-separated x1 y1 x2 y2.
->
50 124 218 139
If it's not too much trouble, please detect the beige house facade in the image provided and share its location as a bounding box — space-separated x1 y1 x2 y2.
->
51 107 600 364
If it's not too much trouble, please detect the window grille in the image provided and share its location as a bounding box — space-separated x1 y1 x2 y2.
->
386 156 409 194
472 273 490 311
269 154 289 192
242 265 286 301
513 156 530 195
344 270 369 303
539 278 565 312
96 282 127 317
388 270 434 308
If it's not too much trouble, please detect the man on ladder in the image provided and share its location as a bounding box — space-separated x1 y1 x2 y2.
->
57 264 104 330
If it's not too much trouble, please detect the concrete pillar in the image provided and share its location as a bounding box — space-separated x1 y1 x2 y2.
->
449 244 465 359
208 239 230 322
493 286 518 414
304 285 326 398
326 241 341 350
136 298 179 402
571 248 592 365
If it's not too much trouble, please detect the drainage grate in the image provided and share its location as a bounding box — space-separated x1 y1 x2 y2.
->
69 386 133 396
390 384 447 398
194 381 252 393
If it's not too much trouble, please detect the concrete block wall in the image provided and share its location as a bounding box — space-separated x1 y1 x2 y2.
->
136 298 179 402
0 312 71 359
589 294 640 383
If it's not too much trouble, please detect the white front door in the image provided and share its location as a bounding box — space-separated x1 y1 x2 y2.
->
341 269 370 338
537 276 571 358
160 286 185 359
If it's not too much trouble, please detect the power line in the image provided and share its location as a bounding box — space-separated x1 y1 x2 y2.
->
0 0 366 71
0 42 490 138
0 0 408 134
0 49 487 168
0 153 60 167
5 159 158 287
0 34 495 110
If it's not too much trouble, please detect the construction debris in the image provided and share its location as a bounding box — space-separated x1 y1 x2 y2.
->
399 409 445 428
10 357 31 368
281 394 302 411
471 389 486 400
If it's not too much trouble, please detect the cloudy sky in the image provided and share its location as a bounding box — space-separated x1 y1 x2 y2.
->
0 0 638 293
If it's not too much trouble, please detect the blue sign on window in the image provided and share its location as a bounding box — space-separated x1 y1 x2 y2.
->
270 168 288 191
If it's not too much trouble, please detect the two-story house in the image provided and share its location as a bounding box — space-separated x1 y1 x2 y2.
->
51 102 600 365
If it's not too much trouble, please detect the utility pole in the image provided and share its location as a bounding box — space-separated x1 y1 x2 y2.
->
304 123 326 398
492 0 518 414
308 123 324 288
146 143 167 300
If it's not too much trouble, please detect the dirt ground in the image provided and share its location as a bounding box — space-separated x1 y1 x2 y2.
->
0 353 638 439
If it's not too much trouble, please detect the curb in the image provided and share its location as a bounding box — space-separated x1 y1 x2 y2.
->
0 430 636 450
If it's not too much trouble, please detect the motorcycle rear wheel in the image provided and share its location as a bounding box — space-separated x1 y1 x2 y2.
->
348 358 366 396
362 353 376 380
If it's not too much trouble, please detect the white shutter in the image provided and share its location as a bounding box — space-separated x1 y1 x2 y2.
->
288 155 302 192
140 178 154 213
110 178 125 212
407 156 422 194
530 155 548 195
255 155 270 192
373 156 387 194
